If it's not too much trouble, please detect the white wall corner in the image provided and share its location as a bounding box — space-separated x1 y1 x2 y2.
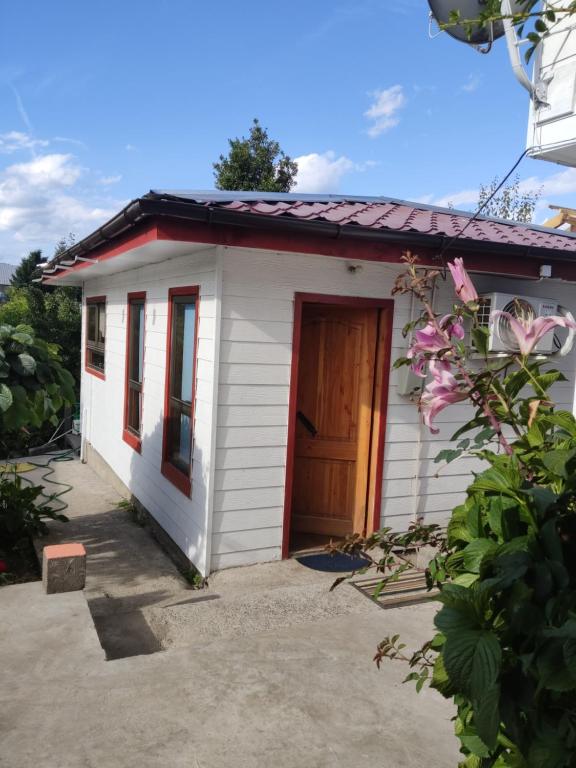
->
202 247 223 575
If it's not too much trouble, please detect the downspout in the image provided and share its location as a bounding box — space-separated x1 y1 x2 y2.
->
80 281 89 463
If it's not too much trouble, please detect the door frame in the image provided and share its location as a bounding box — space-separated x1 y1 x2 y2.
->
282 292 395 558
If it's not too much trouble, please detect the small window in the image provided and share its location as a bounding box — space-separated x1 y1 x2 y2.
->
123 292 146 451
86 297 106 378
162 287 199 495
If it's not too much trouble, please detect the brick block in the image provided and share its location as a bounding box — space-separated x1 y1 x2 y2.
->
42 543 87 594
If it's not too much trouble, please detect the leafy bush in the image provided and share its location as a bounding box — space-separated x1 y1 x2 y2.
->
341 254 576 767
0 471 68 550
0 286 81 384
0 323 75 457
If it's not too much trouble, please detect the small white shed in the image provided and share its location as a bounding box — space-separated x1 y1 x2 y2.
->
43 191 576 575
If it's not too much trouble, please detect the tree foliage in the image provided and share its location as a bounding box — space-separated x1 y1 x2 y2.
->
0 242 81 384
10 250 43 288
478 175 541 224
213 118 298 192
0 323 75 457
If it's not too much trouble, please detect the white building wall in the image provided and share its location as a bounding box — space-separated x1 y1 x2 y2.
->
211 247 576 571
78 241 576 575
80 247 218 575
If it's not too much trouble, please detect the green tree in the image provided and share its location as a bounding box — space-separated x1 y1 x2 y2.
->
478 175 541 223
0 241 81 384
213 118 298 192
10 250 43 288
0 323 75 457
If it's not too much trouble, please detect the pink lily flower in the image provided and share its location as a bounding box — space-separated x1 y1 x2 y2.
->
491 311 576 356
448 258 478 304
408 315 464 376
419 364 467 434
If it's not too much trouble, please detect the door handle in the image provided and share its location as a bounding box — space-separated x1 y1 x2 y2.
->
297 411 318 437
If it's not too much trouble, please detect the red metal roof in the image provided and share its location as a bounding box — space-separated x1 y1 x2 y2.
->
205 197 576 252
43 191 576 284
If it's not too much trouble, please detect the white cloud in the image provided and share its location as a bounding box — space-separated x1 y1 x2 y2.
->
459 74 481 93
125 143 138 152
433 188 478 209
0 131 49 154
364 85 406 138
519 167 576 197
423 167 576 218
98 174 122 185
0 133 122 263
6 154 82 188
293 151 376 193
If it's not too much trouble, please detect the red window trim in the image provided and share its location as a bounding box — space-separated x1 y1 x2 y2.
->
85 295 106 380
161 286 200 497
122 291 146 453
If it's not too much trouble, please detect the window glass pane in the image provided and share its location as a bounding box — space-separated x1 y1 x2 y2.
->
88 305 97 342
89 350 105 371
170 299 195 403
127 386 141 434
129 302 144 383
97 304 106 344
168 401 191 473
138 304 144 381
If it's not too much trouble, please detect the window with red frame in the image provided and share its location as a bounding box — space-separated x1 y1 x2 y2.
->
162 288 198 493
86 297 106 375
123 293 145 447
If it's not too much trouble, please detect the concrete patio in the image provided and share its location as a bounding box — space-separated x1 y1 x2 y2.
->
0 457 459 767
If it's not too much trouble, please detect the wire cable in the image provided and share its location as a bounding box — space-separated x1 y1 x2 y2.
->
436 147 532 271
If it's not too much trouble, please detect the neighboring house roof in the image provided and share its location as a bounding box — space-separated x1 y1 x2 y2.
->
43 190 576 282
0 262 16 285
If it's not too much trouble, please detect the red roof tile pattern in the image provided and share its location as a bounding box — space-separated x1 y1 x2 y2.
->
194 197 576 253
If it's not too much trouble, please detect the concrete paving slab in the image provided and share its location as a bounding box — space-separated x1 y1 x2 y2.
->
0 458 460 767
0 598 459 768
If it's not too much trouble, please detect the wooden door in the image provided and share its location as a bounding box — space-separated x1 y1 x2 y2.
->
291 304 379 539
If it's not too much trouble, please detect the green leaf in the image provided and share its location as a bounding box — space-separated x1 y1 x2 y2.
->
471 326 489 357
0 382 13 412
10 330 33 345
14 352 36 376
469 462 522 498
430 654 454 697
459 726 491 758
473 683 500 751
434 448 462 464
542 448 576 479
541 410 576 436
453 573 479 587
462 539 498 573
536 640 576 691
443 629 501 702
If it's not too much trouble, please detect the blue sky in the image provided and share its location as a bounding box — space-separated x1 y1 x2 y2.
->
0 0 574 263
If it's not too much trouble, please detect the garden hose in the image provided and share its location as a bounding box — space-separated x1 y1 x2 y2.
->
1 449 76 515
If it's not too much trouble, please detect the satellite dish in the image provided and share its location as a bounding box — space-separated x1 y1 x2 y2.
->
428 0 524 45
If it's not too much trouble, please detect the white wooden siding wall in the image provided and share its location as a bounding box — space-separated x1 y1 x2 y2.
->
212 248 576 571
81 247 218 575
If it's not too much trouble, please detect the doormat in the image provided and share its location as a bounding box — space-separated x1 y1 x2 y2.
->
351 568 439 609
295 551 371 573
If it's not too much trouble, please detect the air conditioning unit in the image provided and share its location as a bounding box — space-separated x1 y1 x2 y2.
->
478 292 559 354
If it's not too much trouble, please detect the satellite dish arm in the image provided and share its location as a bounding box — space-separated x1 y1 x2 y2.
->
552 305 576 358
501 0 539 100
